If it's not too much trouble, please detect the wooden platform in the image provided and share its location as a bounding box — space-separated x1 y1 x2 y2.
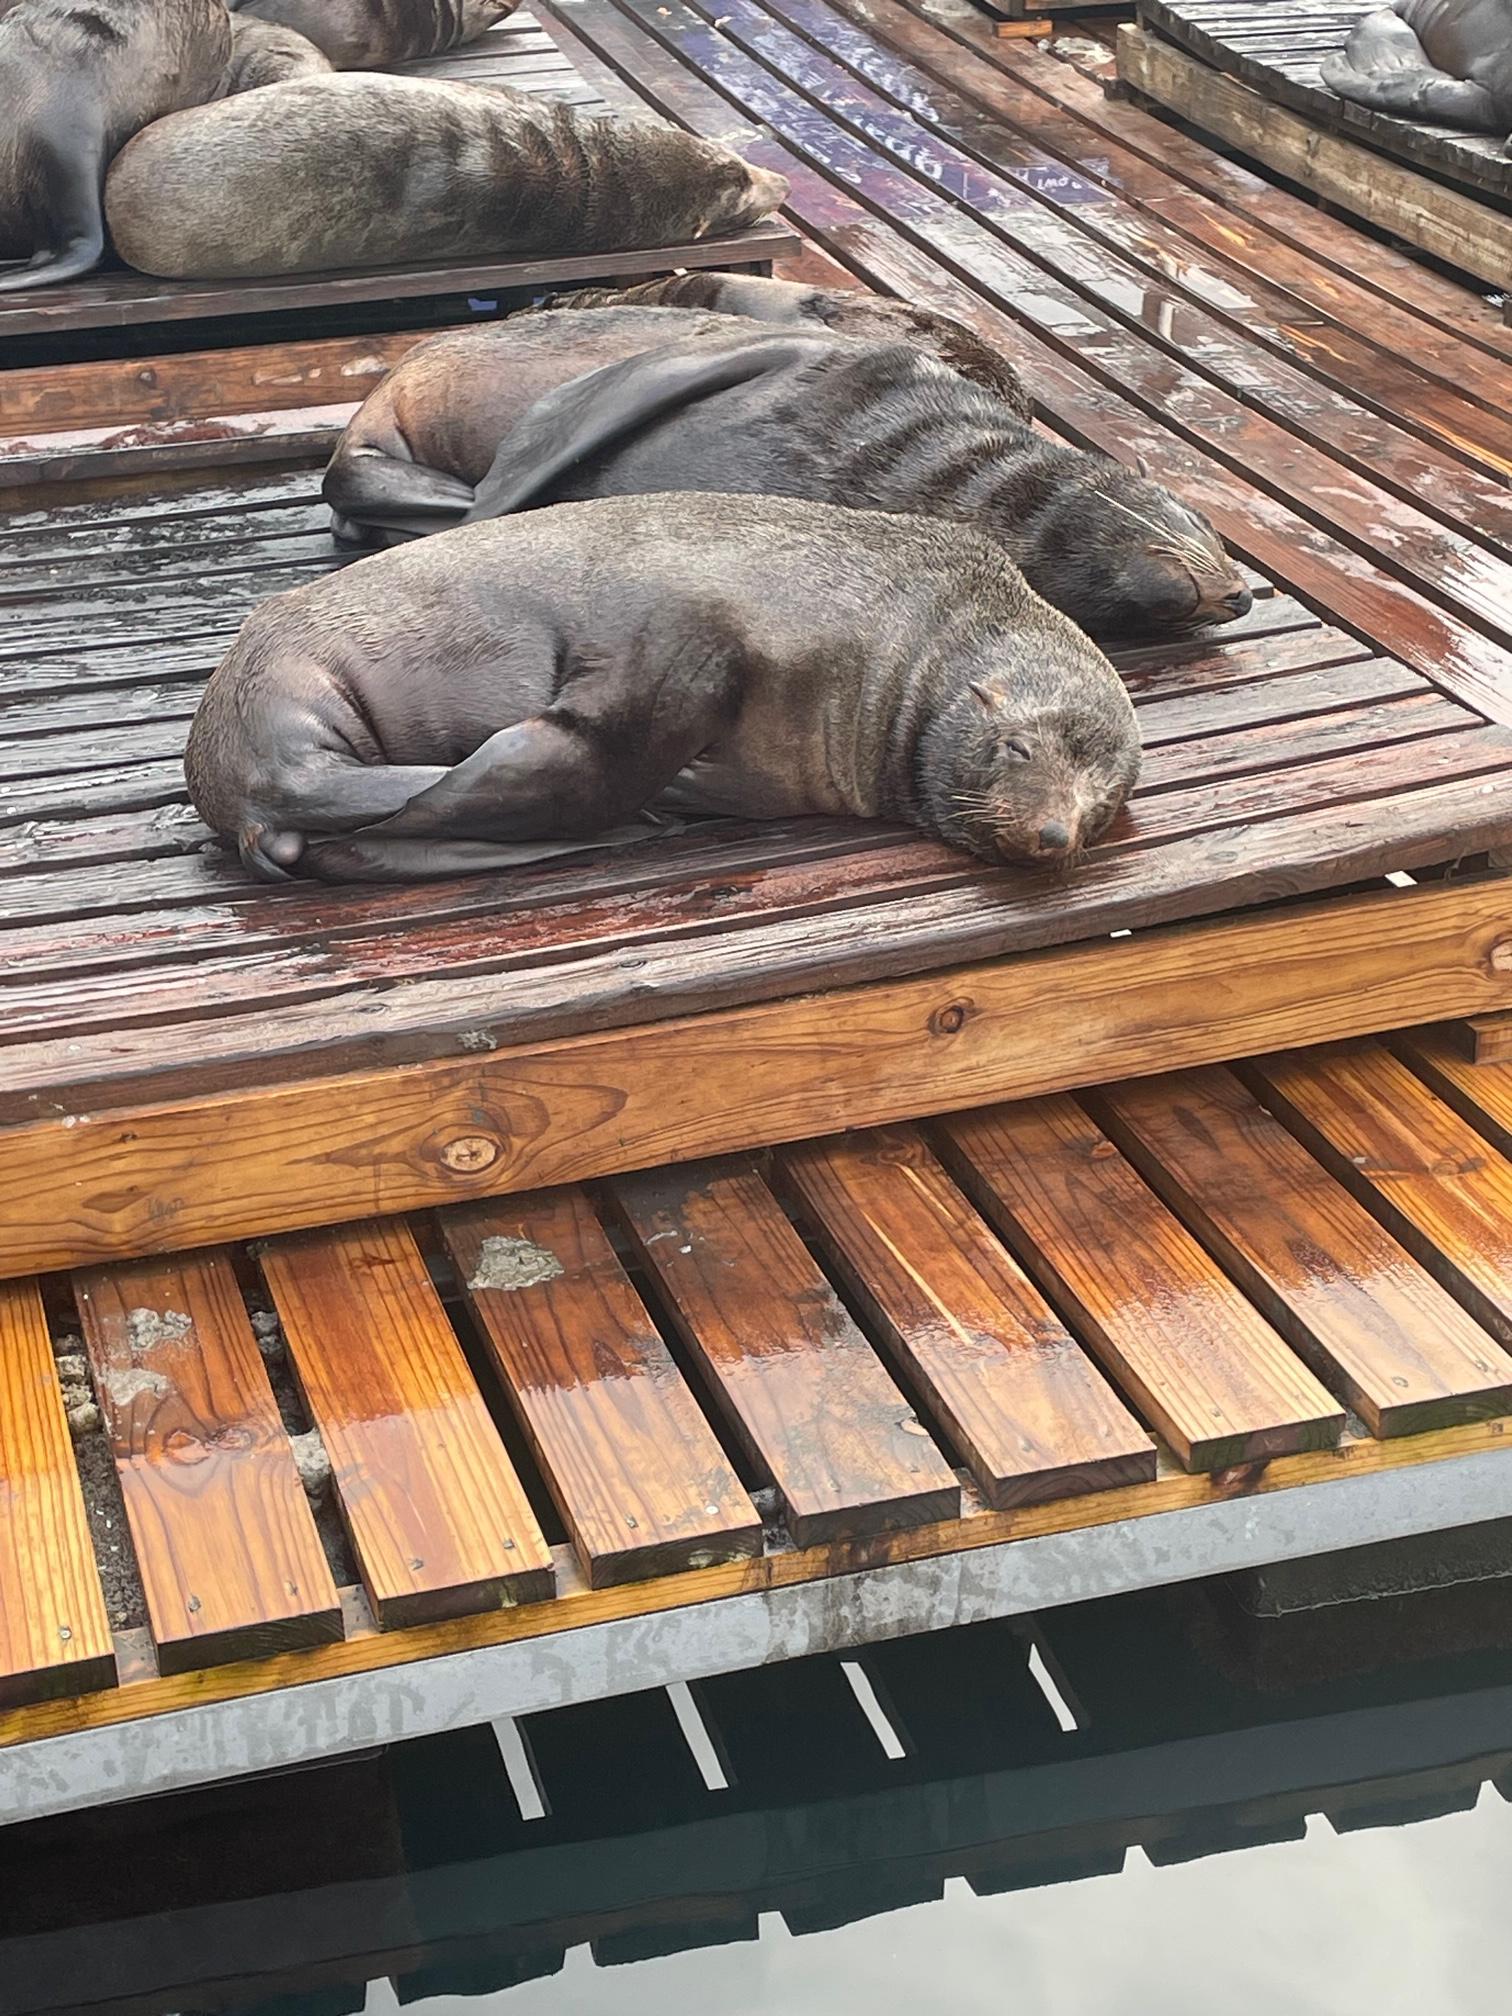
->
7 1030 1512 1822
0 11 795 350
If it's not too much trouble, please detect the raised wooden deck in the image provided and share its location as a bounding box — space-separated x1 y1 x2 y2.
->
3 0 1512 1822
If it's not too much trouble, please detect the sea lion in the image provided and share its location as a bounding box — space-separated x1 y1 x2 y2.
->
0 0 229 291
323 311 1249 643
221 14 331 92
226 0 516 69
1322 0 1512 134
104 75 789 279
535 270 1033 415
184 493 1140 885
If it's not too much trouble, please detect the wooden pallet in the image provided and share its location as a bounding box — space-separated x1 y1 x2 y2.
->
0 11 795 352
1138 0 1512 202
7 1030 1512 1820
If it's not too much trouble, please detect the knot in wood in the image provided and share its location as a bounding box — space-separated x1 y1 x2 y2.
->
440 1133 500 1174
929 1000 971 1038
1490 939 1512 973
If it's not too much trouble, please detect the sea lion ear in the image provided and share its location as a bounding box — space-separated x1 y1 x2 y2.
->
968 679 1004 712
1132 452 1152 479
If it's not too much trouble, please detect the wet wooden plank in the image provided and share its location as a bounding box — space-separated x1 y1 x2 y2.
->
938 1096 1346 1468
71 1249 342 1672
614 1157 962 1544
780 1125 1155 1507
258 1219 554 1625
439 1189 762 1586
1250 1041 1512 1348
1137 690 1469 790
0 1279 117 1708
1093 1068 1512 1435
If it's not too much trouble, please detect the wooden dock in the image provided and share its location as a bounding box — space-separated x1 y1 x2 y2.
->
3 0 1512 1822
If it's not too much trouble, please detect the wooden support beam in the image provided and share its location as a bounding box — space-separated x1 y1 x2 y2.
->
1116 26 1512 291
3 876 1512 1279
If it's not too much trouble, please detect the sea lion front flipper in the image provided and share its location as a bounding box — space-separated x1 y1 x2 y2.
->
322 442 477 544
462 332 839 520
1322 9 1506 128
0 126 106 293
298 822 680 883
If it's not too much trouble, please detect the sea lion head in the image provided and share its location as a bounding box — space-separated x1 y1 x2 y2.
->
922 665 1140 870
626 127 789 237
1025 469 1251 641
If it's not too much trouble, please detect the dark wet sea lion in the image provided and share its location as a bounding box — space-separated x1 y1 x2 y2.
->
184 493 1139 885
536 270 1033 415
1323 0 1512 133
227 0 515 68
324 310 1248 643
0 0 229 291
104 75 788 279
221 14 331 92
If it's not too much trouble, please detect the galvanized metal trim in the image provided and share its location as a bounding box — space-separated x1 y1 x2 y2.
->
6 1447 1512 1826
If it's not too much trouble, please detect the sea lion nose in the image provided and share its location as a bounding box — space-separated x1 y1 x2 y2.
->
1038 820 1071 853
1223 586 1253 617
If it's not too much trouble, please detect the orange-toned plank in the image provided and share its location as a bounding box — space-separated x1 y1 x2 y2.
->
72 1250 342 1673
1253 1040 1512 1348
614 1158 961 1545
0 1279 116 1707
439 1190 762 1587
1094 1070 1512 1437
258 1220 553 1625
780 1126 1155 1507
939 1098 1345 1470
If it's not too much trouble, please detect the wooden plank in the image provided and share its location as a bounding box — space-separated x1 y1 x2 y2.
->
71 1250 343 1672
780 1125 1155 1507
258 1220 554 1625
6 873 1512 1278
938 1096 1346 1468
613 1157 961 1544
1118 28 1512 291
0 1279 116 1708
5 1409 1512 1756
439 1189 762 1586
1092 1068 1512 1435
1248 1042 1512 1348
1447 1014 1512 1066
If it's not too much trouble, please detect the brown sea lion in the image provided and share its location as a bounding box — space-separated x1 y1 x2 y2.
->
184 492 1140 885
0 0 229 291
227 0 515 69
323 310 1249 643
1322 0 1512 133
221 14 331 93
535 271 1034 415
104 75 788 279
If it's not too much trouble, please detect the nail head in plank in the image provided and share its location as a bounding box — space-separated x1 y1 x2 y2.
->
258 1219 554 1625
780 1126 1155 1507
1092 1069 1512 1436
939 1097 1345 1469
613 1157 961 1545
0 1280 116 1708
439 1189 761 1587
1256 1040 1512 1348
72 1249 342 1673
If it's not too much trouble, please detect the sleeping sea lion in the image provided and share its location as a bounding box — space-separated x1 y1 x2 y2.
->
0 0 229 291
221 14 331 93
1322 0 1512 134
534 270 1033 414
184 492 1140 885
323 311 1249 643
104 75 788 279
226 0 515 69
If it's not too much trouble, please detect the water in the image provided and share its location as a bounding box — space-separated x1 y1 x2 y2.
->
6 1574 1512 2016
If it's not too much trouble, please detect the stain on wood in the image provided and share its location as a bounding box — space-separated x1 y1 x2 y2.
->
440 1189 762 1585
614 1157 962 1544
780 1125 1155 1506
258 1219 554 1624
0 1279 116 1707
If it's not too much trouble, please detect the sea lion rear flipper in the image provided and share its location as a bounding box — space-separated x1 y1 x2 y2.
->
1322 10 1506 128
463 332 838 520
322 443 477 543
0 128 106 293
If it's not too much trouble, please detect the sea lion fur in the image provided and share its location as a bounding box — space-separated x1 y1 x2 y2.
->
0 0 229 290
324 310 1249 642
227 0 515 69
1322 0 1512 133
184 493 1140 885
221 14 331 93
104 75 788 279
